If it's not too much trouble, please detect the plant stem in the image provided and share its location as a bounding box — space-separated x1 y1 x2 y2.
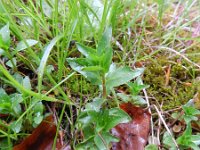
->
102 75 106 99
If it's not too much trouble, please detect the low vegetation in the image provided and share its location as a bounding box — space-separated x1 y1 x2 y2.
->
0 0 200 149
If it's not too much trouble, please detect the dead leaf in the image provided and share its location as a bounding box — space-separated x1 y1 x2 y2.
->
111 103 151 150
14 115 63 150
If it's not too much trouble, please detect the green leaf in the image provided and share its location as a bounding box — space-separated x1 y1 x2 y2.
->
101 47 113 72
191 134 200 146
85 98 105 112
11 93 23 116
41 0 53 18
162 131 176 149
13 73 24 85
67 57 91 70
177 123 200 150
106 66 144 91
82 126 95 141
127 77 149 95
6 58 16 68
67 58 102 85
33 101 44 127
46 65 54 73
16 39 38 51
0 48 4 55
0 88 11 114
10 120 22 133
104 108 131 131
117 89 147 106
0 23 10 49
38 35 62 91
82 110 108 132
23 76 32 90
131 95 147 105
182 106 200 124
0 103 11 114
94 132 118 150
145 144 158 150
0 138 12 150
182 106 200 116
76 43 96 58
76 136 98 150
97 26 112 55
34 115 43 125
78 111 93 129
117 93 130 102
82 66 104 72
33 101 44 114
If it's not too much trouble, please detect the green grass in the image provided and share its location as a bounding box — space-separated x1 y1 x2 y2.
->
0 0 200 149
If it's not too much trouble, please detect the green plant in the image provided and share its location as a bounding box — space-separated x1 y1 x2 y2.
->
0 23 38 70
67 27 144 149
117 77 149 105
0 76 44 132
163 104 200 150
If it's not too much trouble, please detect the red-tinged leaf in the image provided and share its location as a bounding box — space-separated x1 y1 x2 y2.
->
13 115 63 150
111 103 151 150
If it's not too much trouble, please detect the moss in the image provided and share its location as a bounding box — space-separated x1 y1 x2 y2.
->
143 58 199 110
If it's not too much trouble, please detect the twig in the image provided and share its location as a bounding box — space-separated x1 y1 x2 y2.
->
157 102 163 147
153 46 200 69
153 105 180 150
143 89 154 144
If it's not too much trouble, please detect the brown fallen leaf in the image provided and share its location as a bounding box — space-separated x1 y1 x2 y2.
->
14 115 63 150
111 103 151 150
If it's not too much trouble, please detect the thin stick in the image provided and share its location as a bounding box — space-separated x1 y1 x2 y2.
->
143 89 154 144
153 105 180 150
153 46 200 69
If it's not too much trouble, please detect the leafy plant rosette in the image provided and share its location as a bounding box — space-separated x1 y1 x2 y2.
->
67 27 145 149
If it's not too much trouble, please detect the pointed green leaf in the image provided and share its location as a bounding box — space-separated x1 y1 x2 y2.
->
11 93 23 116
85 98 105 112
97 27 112 55
0 23 10 49
76 43 96 58
23 76 32 90
163 131 176 149
104 108 131 131
101 47 113 72
67 58 102 85
16 39 38 51
38 35 62 92
10 120 22 133
145 144 158 150
127 77 149 95
6 58 17 68
106 67 144 91
41 0 53 18
94 132 118 150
